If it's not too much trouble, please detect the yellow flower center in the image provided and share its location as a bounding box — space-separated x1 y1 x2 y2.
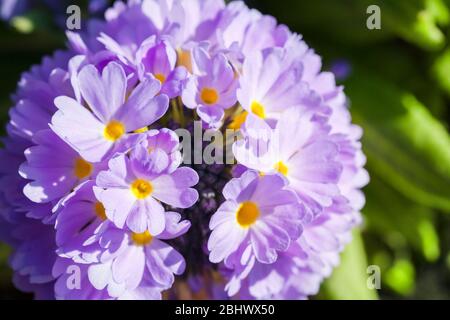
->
104 120 125 141
250 101 266 119
177 48 192 73
74 157 93 179
94 202 107 221
274 161 288 176
236 201 260 228
130 179 153 199
201 87 219 105
134 127 149 134
228 111 248 130
154 73 166 84
131 231 153 246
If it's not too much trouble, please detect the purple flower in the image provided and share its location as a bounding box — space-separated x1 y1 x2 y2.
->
329 59 352 81
19 130 104 204
55 181 110 262
94 143 198 234
0 0 368 300
234 108 342 217
143 128 183 174
51 62 169 163
208 170 303 265
237 48 321 125
9 217 57 296
140 0 225 48
225 205 358 299
0 129 31 207
1 0 25 20
53 257 111 300
182 47 237 128
202 1 289 59
9 51 73 142
137 37 187 98
13 273 55 300
86 212 190 298
224 240 306 298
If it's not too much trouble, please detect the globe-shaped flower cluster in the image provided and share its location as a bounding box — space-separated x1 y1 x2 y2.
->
0 0 368 300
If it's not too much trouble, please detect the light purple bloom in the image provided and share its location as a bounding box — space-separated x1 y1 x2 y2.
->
9 217 57 295
234 108 342 217
53 258 111 300
86 212 190 298
224 239 306 298
137 37 187 98
51 61 169 163
19 130 104 204
225 205 357 299
201 1 289 60
0 0 368 300
94 143 198 234
237 48 322 125
1 0 24 20
9 51 73 142
143 128 183 174
182 47 237 128
208 170 303 265
55 181 110 262
141 0 225 48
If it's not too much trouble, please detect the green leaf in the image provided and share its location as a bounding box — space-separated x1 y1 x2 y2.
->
381 0 449 51
322 230 379 300
432 48 450 97
385 259 416 295
364 176 440 261
346 70 450 212
255 0 393 47
426 0 450 25
257 0 450 50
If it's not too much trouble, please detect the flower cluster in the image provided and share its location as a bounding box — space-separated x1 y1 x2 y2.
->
0 0 368 300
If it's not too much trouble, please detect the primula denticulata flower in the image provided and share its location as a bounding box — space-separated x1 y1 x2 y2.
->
0 0 368 300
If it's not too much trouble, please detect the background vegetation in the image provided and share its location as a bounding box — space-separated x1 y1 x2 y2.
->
0 0 449 299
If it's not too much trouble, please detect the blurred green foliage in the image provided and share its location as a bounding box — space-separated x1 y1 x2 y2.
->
1 0 450 299
254 0 450 299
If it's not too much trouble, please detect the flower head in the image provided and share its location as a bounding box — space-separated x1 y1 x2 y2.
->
86 211 190 298
0 0 367 301
20 130 104 204
182 47 237 128
234 108 342 217
51 62 169 163
237 49 323 125
208 170 303 265
143 128 183 174
137 37 187 98
94 142 198 234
